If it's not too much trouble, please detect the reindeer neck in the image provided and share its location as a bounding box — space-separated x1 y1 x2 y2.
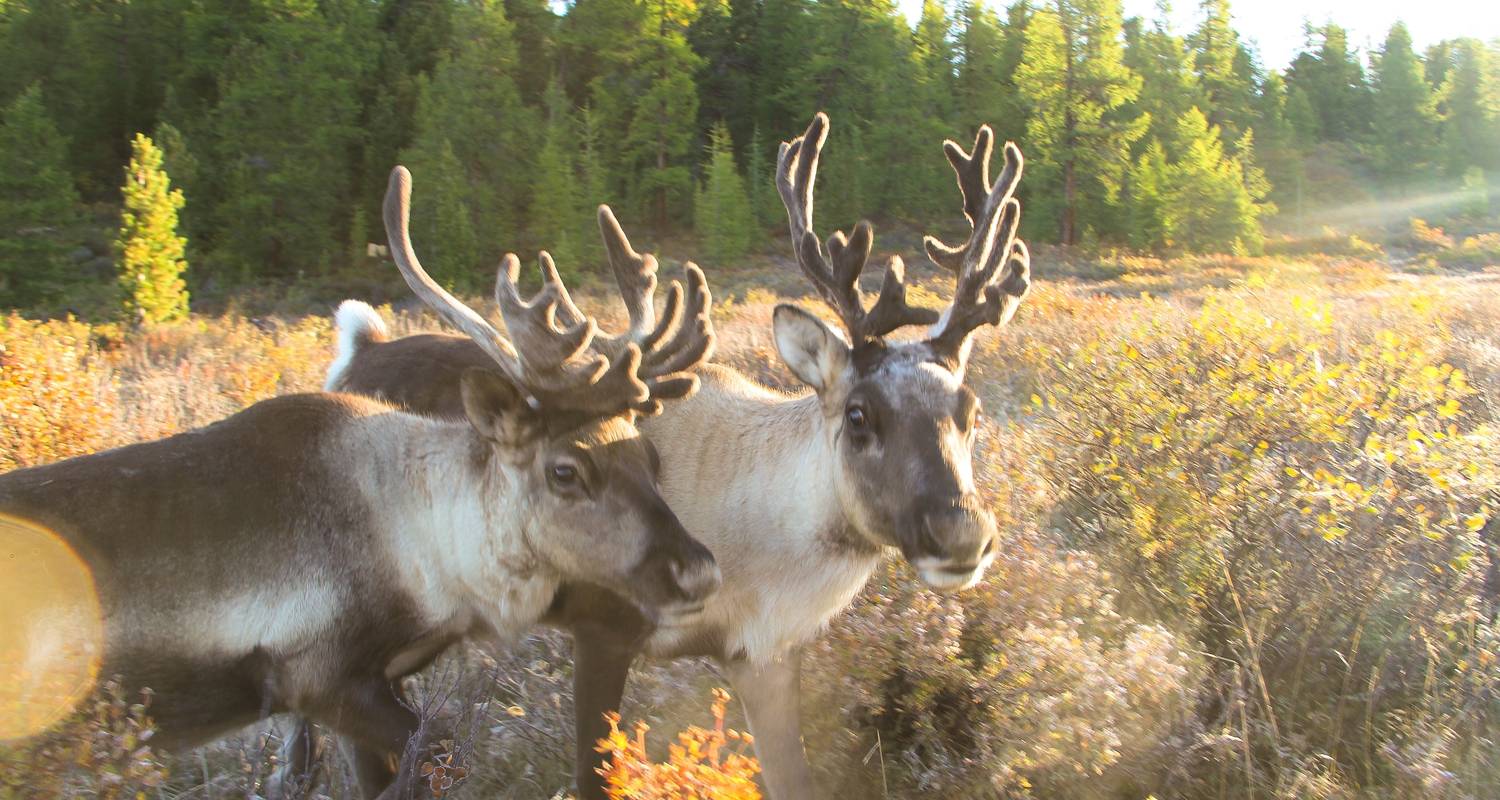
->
343 414 559 641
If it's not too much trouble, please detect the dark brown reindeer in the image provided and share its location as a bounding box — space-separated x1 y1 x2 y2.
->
0 166 719 799
322 114 1031 799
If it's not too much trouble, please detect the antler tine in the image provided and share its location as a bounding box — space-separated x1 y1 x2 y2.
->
777 113 938 342
491 253 653 412
598 205 660 341
924 130 1021 274
862 255 940 338
777 114 860 328
928 160 1032 362
383 167 531 390
593 207 716 410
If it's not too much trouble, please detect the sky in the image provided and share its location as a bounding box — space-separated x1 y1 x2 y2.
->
898 0 1500 71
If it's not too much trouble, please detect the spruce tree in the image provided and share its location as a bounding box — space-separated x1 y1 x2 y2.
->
1017 0 1147 244
1161 107 1264 253
1188 0 1256 143
1285 24 1373 142
116 133 189 324
403 138 480 291
695 122 755 263
209 15 369 280
400 0 537 260
1371 22 1439 179
953 0 1011 135
1127 139 1169 250
0 84 78 306
1435 39 1500 176
1124 10 1201 151
531 80 588 275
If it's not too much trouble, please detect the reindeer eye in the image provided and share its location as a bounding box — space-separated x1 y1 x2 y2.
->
845 405 868 431
548 464 579 488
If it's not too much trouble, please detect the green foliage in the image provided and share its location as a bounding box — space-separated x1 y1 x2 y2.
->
4 0 1500 305
695 122 756 263
530 80 598 277
402 137 480 291
1187 0 1256 144
1025 285 1500 796
399 0 537 260
1285 23 1373 143
1160 107 1267 253
0 84 77 306
116 134 189 324
1018 0 1146 244
207 13 369 280
1435 40 1500 177
1370 22 1439 178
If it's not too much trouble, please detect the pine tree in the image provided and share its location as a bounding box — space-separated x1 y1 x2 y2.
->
1253 72 1308 214
581 0 702 233
743 126 780 230
116 133 189 324
1128 138 1169 249
1370 22 1439 180
1017 0 1147 244
209 14 370 280
1123 8 1201 151
953 0 1010 135
0 83 78 306
695 122 755 263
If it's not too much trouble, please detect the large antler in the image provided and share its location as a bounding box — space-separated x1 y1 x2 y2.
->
526 205 716 416
922 126 1031 365
383 166 651 416
776 113 938 344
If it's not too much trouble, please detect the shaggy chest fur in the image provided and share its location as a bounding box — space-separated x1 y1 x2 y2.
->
639 367 884 663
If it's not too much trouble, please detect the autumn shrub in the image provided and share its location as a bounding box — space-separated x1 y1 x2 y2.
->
1435 232 1500 269
596 688 761 800
0 678 167 800
1406 217 1456 252
1266 228 1385 260
1019 285 1500 796
0 314 117 471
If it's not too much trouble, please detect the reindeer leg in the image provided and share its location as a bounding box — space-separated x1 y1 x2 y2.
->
307 679 420 800
572 627 639 800
723 647 817 800
267 718 325 799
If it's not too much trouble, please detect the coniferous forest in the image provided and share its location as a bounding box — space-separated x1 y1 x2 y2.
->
0 0 1497 312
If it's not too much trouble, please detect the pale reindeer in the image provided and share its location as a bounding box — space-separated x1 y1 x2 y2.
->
323 114 1031 798
0 166 720 799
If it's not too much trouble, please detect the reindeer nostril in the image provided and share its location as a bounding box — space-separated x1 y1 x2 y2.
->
982 537 997 558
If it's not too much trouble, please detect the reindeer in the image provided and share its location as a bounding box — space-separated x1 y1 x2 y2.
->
0 166 720 799
322 114 1031 799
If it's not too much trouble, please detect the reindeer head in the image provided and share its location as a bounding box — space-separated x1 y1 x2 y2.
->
383 167 721 621
772 114 1031 593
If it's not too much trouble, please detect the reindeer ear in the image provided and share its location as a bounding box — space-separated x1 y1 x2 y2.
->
773 304 851 393
460 368 540 449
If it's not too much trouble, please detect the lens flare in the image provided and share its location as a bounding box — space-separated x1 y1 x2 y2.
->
0 513 104 741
